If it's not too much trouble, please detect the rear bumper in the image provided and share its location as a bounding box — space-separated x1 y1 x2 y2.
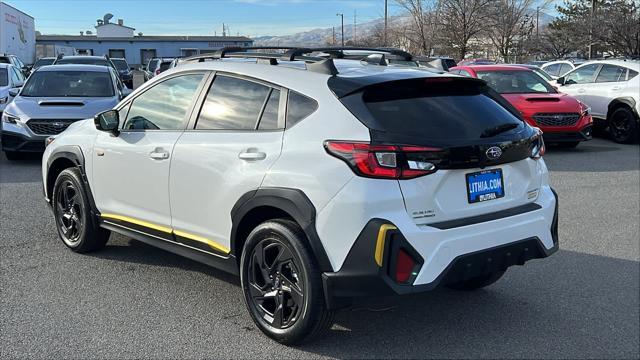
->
542 125 592 142
322 187 558 309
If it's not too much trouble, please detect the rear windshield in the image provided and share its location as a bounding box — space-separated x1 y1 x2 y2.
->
0 69 8 86
112 59 129 71
160 62 172 72
34 58 55 68
57 58 110 67
21 71 114 97
340 78 524 143
0 57 9 64
477 70 554 94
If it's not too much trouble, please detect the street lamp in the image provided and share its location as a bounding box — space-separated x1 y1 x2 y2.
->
336 13 344 46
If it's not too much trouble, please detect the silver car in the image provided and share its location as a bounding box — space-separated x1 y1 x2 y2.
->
1 64 130 160
0 63 25 115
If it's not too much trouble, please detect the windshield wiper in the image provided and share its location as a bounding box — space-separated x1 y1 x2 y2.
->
480 123 519 138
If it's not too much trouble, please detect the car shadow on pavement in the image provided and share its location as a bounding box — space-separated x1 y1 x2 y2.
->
543 141 639 172
295 249 639 359
0 152 43 183
92 234 240 286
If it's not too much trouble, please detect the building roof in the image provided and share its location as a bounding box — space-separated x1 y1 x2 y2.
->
36 35 253 42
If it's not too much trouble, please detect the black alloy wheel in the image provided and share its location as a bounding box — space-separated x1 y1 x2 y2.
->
247 239 305 329
54 179 85 246
240 220 333 344
609 107 639 143
52 168 110 252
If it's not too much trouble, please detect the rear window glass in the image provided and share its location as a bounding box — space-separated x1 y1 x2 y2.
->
0 57 9 64
0 69 7 86
629 70 639 80
341 78 523 143
112 59 129 71
34 58 55 68
160 62 172 72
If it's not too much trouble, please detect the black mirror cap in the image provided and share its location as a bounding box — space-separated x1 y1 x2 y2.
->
8 88 20 97
94 109 120 136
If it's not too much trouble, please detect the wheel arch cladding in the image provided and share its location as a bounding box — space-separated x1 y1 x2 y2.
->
46 145 85 201
231 188 334 272
608 97 639 120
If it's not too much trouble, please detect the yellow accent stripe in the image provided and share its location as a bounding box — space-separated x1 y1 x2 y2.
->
375 224 397 267
173 230 230 254
100 213 230 254
101 213 173 234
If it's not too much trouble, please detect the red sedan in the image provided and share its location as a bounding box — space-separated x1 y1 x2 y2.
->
450 65 593 147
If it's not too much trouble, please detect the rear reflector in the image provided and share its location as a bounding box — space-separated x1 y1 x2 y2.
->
395 249 416 283
324 141 441 179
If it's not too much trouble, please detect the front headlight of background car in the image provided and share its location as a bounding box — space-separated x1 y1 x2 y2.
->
1 112 22 125
578 101 591 117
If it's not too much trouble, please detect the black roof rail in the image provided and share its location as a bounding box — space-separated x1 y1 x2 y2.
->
179 46 340 75
309 47 414 61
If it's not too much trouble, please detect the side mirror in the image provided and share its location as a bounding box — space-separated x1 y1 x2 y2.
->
557 76 565 85
94 109 120 136
8 88 20 97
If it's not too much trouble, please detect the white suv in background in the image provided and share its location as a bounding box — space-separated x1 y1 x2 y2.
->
557 60 640 143
41 48 559 344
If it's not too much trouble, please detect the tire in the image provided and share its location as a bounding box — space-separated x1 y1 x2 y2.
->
609 107 639 144
446 270 506 291
3 151 22 161
52 168 110 253
240 219 334 345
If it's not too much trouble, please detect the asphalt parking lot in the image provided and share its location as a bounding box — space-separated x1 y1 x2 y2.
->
0 138 638 359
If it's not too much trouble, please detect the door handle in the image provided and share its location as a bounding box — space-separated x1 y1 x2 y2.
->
238 149 266 161
611 86 622 91
149 147 170 160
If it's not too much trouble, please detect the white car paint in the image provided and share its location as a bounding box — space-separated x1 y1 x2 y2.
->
557 60 640 119
42 58 557 282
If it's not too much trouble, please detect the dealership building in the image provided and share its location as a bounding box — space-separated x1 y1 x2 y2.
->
36 16 253 66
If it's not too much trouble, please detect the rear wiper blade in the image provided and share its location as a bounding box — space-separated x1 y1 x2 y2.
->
480 123 519 138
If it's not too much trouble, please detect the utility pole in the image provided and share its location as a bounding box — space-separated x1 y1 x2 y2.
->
536 6 540 40
354 10 357 46
384 0 388 46
588 0 596 59
337 13 344 46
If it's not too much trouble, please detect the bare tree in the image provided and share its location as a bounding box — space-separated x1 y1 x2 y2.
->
593 0 640 57
487 0 545 62
437 0 492 60
395 0 438 54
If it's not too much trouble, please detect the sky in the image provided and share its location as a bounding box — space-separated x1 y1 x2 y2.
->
4 0 397 37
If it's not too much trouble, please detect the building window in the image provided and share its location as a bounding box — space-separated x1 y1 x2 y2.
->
109 49 126 58
181 48 199 57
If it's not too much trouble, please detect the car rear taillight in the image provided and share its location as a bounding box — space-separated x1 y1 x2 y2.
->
531 128 545 160
324 141 441 179
395 248 416 283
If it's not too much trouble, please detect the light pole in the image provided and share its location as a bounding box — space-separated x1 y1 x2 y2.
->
384 0 388 46
336 13 344 46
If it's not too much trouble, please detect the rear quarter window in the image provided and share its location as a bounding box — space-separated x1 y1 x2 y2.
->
286 91 318 128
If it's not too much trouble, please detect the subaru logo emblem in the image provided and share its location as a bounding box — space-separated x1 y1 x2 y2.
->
52 122 65 128
486 146 502 160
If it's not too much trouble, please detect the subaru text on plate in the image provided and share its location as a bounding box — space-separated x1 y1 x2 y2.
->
41 47 559 345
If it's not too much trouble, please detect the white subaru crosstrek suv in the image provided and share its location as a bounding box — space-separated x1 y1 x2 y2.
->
556 59 640 143
42 49 558 344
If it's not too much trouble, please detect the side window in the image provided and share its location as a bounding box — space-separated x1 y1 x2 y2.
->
286 91 318 128
196 75 271 130
596 65 626 83
565 64 599 84
124 74 204 130
543 63 560 76
559 64 573 76
9 67 21 85
258 89 281 130
628 70 639 80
